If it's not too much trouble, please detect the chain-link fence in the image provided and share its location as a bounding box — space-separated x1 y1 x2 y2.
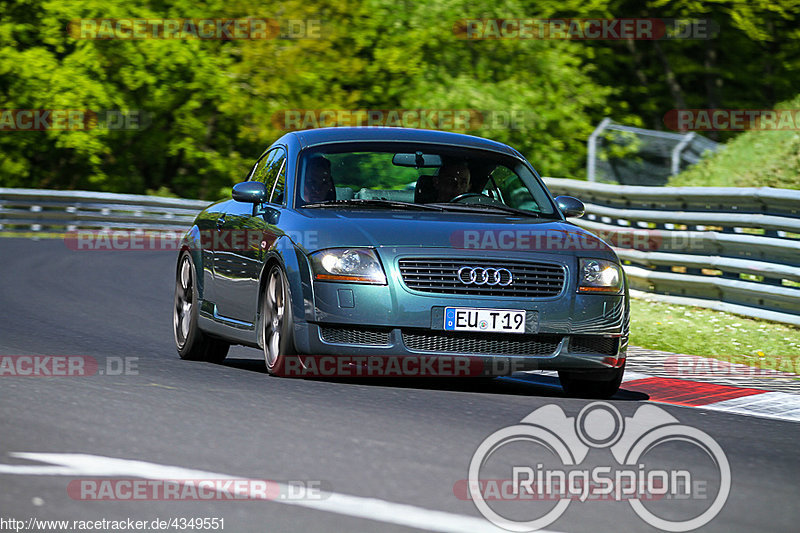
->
587 118 719 186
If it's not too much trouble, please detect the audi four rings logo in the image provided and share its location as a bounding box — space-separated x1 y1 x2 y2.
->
457 266 513 286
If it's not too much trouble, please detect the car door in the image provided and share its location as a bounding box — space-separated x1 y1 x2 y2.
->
195 200 231 308
213 147 288 325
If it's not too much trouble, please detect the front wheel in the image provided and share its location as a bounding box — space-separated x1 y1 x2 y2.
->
174 251 229 363
260 265 297 376
558 363 625 399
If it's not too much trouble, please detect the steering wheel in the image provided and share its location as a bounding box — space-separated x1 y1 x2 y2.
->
450 192 495 204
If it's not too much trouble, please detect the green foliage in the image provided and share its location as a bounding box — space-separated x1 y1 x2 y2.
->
1 0 799 198
668 94 800 189
325 152 418 191
1 0 248 199
551 0 800 137
145 185 179 197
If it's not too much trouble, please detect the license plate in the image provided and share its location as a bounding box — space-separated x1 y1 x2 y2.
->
444 307 526 333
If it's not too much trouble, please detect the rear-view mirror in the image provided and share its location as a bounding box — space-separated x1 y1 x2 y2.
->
392 152 443 168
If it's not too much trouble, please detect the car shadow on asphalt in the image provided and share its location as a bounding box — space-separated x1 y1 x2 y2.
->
220 357 650 402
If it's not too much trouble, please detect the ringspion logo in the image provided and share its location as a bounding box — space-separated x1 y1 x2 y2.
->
465 402 730 531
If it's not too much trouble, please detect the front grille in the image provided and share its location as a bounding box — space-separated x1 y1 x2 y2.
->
319 326 391 346
402 330 562 356
398 258 565 298
570 335 618 356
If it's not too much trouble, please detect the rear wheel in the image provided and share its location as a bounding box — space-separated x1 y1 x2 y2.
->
260 265 297 376
558 363 625 399
174 251 229 363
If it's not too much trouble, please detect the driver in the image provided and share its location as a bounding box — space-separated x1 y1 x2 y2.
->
435 160 471 202
302 155 336 203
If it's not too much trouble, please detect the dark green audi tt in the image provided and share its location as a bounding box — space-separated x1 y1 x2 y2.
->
174 127 629 398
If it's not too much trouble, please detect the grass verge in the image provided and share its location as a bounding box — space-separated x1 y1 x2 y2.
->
667 94 800 189
629 298 800 374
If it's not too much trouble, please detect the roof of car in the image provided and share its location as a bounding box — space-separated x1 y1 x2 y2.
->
287 127 521 157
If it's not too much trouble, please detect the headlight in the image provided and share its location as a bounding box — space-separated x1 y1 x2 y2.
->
310 248 387 284
578 258 623 293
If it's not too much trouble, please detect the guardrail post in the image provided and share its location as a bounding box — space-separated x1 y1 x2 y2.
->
671 132 695 176
30 204 42 233
587 118 612 182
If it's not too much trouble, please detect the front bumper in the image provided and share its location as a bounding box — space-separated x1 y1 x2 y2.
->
293 321 627 376
291 247 629 375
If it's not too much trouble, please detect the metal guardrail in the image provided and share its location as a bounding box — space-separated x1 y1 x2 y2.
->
0 188 206 233
544 178 800 325
2 183 799 324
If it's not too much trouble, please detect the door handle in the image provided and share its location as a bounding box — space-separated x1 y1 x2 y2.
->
216 214 226 229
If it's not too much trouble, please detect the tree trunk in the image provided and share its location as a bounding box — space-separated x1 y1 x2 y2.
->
655 41 687 111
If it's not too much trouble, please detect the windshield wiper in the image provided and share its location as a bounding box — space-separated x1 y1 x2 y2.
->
433 202 542 218
302 199 445 211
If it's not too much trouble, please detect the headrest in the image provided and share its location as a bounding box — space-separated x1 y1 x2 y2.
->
414 175 438 204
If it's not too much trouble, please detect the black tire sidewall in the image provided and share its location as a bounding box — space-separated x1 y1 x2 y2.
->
176 252 201 359
175 251 230 363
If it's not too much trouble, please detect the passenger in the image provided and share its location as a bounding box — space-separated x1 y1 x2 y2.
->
302 155 336 203
435 160 471 202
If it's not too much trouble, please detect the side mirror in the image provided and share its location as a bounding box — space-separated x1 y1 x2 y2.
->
232 181 267 204
555 195 585 218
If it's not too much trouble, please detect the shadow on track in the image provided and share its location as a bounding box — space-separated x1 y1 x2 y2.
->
219 356 650 401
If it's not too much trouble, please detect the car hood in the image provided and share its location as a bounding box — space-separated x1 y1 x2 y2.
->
292 209 615 257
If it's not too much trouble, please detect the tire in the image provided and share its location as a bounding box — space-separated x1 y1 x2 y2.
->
558 362 625 399
174 251 229 363
260 265 297 376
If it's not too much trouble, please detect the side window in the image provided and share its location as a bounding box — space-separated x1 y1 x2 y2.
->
250 151 272 183
268 153 287 204
264 148 287 204
246 161 259 181
490 165 541 212
251 147 287 205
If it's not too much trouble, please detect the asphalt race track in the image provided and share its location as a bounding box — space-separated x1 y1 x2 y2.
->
1 238 798 532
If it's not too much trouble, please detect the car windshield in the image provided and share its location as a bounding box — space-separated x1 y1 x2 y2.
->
295 143 556 216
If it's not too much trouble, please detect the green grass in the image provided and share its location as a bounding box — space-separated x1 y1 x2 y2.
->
667 94 800 190
630 298 800 373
